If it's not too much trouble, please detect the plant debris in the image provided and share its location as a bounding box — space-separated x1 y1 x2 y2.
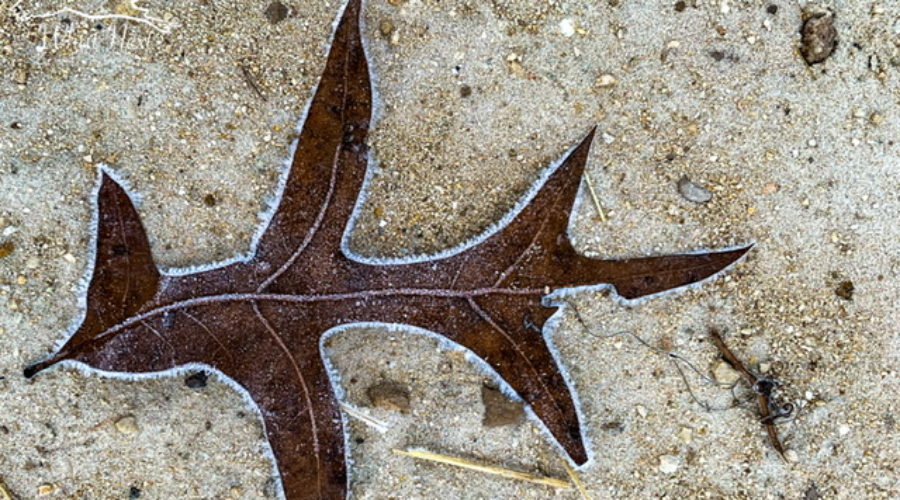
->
709 328 790 458
392 448 570 489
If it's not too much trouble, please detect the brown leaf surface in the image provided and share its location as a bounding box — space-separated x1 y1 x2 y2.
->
25 1 750 498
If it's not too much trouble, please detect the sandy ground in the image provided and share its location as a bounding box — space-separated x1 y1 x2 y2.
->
1 0 898 498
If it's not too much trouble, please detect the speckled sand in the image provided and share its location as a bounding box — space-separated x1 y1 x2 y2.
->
1 0 898 498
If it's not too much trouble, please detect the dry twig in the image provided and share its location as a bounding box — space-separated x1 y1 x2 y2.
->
709 328 788 458
340 403 389 433
561 459 592 500
240 64 268 102
392 448 570 489
583 173 607 223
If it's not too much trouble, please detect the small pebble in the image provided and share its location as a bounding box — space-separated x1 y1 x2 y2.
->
481 384 524 427
677 175 713 203
62 253 76 264
762 182 780 194
838 424 850 436
800 11 837 64
784 449 799 462
366 380 410 412
129 486 142 499
658 454 680 474
13 66 28 86
713 360 741 384
636 405 648 418
835 280 854 300
595 73 617 88
37 483 56 495
0 241 14 259
805 483 823 500
678 427 693 444
115 415 140 434
185 371 208 389
379 20 394 38
264 1 289 25
559 18 576 37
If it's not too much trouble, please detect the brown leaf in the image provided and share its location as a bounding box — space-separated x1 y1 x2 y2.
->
24 1 751 498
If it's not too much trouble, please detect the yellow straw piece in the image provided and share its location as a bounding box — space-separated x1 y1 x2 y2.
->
392 448 570 489
584 173 607 223
562 459 592 500
0 480 16 500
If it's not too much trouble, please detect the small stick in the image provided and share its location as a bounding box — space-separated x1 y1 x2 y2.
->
709 328 786 458
392 448 570 489
0 480 16 500
583 173 607 223
340 403 388 433
240 65 267 102
561 460 592 500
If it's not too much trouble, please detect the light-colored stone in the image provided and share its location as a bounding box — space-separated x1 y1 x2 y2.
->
115 415 140 434
678 427 693 444
677 176 713 203
658 454 680 474
596 73 617 88
712 361 741 385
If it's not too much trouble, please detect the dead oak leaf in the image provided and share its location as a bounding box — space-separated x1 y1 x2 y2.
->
25 0 750 498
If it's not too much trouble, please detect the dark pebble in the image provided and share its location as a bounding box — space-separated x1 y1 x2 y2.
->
674 1 686 12
835 280 854 300
129 486 142 499
264 1 289 25
804 483 822 500
459 85 472 98
800 11 837 65
203 193 217 207
184 371 209 389
767 4 778 15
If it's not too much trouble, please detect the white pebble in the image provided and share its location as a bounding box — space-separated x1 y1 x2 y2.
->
838 424 850 436
596 73 617 88
636 405 648 418
658 454 680 474
559 18 575 37
678 427 693 444
712 360 741 384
